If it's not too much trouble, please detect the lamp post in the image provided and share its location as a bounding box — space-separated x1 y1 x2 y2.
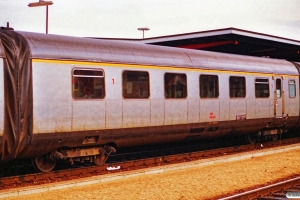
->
28 0 53 34
137 27 150 39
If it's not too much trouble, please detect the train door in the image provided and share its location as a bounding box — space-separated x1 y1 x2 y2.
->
274 77 283 118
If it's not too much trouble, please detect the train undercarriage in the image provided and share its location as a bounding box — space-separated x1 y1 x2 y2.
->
32 145 116 172
246 128 285 144
31 129 286 172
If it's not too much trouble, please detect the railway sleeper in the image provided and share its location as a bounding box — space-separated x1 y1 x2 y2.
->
32 145 116 172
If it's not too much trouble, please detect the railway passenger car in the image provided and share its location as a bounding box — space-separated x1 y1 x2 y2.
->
0 28 299 172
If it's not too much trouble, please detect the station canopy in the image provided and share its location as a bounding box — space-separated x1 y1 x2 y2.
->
100 27 300 62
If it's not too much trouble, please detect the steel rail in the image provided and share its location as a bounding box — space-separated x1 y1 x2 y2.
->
220 177 300 200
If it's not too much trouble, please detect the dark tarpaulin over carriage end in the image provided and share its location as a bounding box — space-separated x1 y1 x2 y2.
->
0 30 32 162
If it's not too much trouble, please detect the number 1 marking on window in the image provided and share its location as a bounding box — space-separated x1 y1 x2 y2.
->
112 78 114 84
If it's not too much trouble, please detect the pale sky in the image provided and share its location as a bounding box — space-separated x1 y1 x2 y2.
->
0 0 300 40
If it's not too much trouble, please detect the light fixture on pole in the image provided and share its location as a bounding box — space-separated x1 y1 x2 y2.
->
28 0 53 34
137 27 150 39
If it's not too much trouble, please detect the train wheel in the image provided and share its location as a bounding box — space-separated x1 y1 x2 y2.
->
32 153 56 172
246 133 257 144
93 154 108 165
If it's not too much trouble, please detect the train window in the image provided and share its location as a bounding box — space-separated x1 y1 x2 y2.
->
164 73 187 98
72 68 105 99
255 78 269 98
229 76 246 98
122 70 149 99
289 80 296 98
200 75 219 98
276 79 282 98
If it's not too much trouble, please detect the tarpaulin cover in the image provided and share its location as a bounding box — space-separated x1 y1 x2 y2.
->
0 30 32 161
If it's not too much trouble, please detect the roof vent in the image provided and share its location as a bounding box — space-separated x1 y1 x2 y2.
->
0 22 14 31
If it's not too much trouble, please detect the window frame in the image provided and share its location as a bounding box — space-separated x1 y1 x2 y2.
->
289 79 296 98
229 76 246 98
255 77 270 98
276 78 282 98
164 72 187 99
122 70 150 99
199 74 219 99
72 68 105 100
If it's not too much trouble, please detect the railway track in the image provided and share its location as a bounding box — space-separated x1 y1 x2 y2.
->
221 177 300 200
0 137 300 193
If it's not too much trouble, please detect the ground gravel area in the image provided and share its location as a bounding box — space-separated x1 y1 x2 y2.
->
4 148 300 200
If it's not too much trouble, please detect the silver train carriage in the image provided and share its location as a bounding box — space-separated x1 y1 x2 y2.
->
0 28 299 172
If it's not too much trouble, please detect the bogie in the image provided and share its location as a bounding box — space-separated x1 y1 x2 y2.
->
32 146 116 172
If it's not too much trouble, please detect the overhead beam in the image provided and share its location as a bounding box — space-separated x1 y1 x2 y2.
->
177 40 238 49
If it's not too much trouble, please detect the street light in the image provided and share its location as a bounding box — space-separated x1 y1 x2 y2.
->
28 0 53 34
137 27 150 39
